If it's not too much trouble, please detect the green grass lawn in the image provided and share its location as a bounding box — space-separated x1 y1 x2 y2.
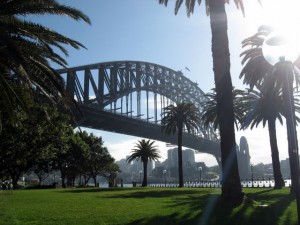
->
0 187 297 225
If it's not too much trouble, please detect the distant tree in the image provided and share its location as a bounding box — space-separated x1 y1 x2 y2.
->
100 163 120 188
80 132 117 187
68 133 89 187
31 162 52 186
127 139 161 187
54 131 88 188
161 102 200 187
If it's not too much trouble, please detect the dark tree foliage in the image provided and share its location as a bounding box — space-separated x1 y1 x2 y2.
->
0 88 74 188
0 0 90 130
80 132 119 187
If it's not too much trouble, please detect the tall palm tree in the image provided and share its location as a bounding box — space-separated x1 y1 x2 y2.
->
240 85 287 188
161 101 200 187
0 0 91 122
158 0 259 200
127 139 161 187
240 26 300 191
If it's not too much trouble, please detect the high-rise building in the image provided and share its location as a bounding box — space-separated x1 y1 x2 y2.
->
237 136 251 179
166 148 195 169
167 148 178 169
184 149 195 164
281 158 291 178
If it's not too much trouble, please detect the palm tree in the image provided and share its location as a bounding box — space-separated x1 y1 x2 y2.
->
201 88 247 131
240 26 300 190
0 0 91 123
158 0 257 200
161 102 200 187
127 139 161 187
240 85 286 188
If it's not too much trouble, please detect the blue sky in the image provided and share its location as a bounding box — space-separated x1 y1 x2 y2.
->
37 0 300 166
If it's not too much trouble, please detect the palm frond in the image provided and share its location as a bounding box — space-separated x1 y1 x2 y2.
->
161 102 201 135
159 0 169 6
175 0 184 14
200 88 248 131
127 139 161 164
0 0 90 116
0 0 91 24
239 85 290 131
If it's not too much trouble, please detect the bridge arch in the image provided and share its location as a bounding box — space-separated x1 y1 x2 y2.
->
57 61 220 163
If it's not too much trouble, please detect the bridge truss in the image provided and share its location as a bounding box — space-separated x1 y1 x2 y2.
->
57 61 220 162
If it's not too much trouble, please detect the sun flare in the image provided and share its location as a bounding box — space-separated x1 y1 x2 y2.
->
260 0 300 34
244 0 300 61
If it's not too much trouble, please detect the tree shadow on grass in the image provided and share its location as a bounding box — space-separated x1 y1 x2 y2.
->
58 187 136 193
120 193 237 225
99 189 210 199
123 191 296 225
199 191 295 225
125 212 193 225
58 188 297 225
59 187 212 199
242 189 296 225
245 188 284 201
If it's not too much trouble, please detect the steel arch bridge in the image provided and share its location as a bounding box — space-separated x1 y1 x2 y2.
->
57 60 221 164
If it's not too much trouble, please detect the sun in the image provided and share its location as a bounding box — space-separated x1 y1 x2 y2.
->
261 0 300 61
243 0 300 60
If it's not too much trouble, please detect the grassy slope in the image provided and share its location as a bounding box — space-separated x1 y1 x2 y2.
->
0 187 297 225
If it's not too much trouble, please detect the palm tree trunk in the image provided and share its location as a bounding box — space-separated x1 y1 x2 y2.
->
281 63 300 194
209 0 243 201
268 119 285 188
178 126 184 187
142 160 148 187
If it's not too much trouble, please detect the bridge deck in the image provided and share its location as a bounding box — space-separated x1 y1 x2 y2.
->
78 104 220 158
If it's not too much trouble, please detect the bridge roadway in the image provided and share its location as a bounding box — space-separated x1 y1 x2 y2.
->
78 104 221 162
